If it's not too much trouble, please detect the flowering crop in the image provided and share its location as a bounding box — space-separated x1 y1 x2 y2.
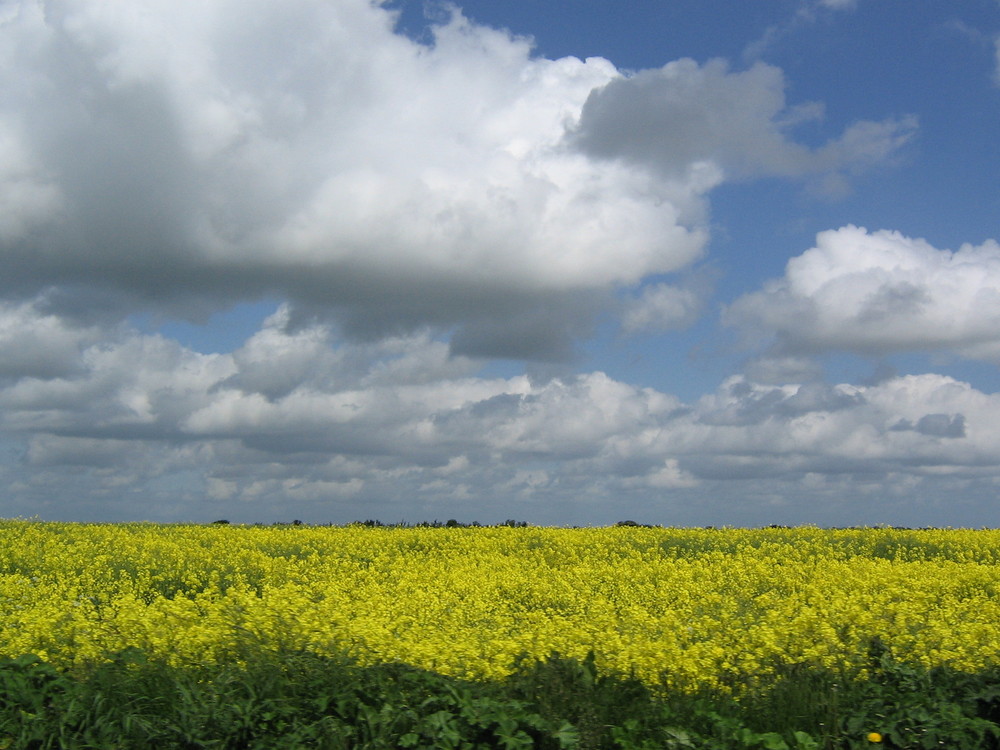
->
3 521 1000 691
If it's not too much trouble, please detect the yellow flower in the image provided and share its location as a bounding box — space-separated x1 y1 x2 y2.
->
5 522 1000 688
867 732 883 743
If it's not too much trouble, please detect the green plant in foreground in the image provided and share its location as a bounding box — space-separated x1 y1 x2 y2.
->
0 654 75 749
0 649 579 749
3 644 1000 749
834 639 1000 749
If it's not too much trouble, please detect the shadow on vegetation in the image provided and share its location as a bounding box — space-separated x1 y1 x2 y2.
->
2 639 1000 748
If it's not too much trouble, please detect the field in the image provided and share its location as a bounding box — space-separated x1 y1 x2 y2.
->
4 520 1000 748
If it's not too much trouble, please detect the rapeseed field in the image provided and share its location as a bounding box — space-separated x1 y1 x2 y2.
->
3 520 1000 692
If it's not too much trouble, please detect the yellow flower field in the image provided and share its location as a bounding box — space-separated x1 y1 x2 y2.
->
3 520 1000 691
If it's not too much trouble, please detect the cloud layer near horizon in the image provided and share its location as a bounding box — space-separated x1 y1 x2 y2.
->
3 300 1000 525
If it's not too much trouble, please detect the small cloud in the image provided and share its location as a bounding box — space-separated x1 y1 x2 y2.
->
571 58 916 188
743 355 824 385
646 459 699 488
892 414 966 439
743 0 860 63
918 413 965 439
944 21 1000 88
622 283 705 334
725 226 1000 362
994 37 1000 86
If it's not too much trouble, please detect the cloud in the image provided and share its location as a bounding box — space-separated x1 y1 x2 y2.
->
995 36 1000 85
725 226 1000 361
817 0 858 10
0 0 917 360
3 299 1000 524
0 0 712 359
681 374 1000 488
0 0 977 526
891 413 966 439
569 58 916 189
0 299 106 379
742 355 826 386
742 0 860 63
621 282 705 334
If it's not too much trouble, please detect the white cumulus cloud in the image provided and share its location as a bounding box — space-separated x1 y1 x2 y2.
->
0 0 709 358
0 0 917 360
725 226 1000 361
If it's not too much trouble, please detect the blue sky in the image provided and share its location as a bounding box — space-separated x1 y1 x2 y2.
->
1 0 999 526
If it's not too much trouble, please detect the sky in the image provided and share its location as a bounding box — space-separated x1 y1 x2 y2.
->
1 0 999 527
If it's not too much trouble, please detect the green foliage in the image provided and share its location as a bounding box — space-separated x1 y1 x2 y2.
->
735 639 1000 749
0 654 75 749
0 649 574 749
503 651 654 749
2 644 1000 749
836 638 1000 749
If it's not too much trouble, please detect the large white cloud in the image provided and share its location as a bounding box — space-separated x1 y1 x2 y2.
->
0 0 702 357
0 0 915 359
725 226 1000 361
